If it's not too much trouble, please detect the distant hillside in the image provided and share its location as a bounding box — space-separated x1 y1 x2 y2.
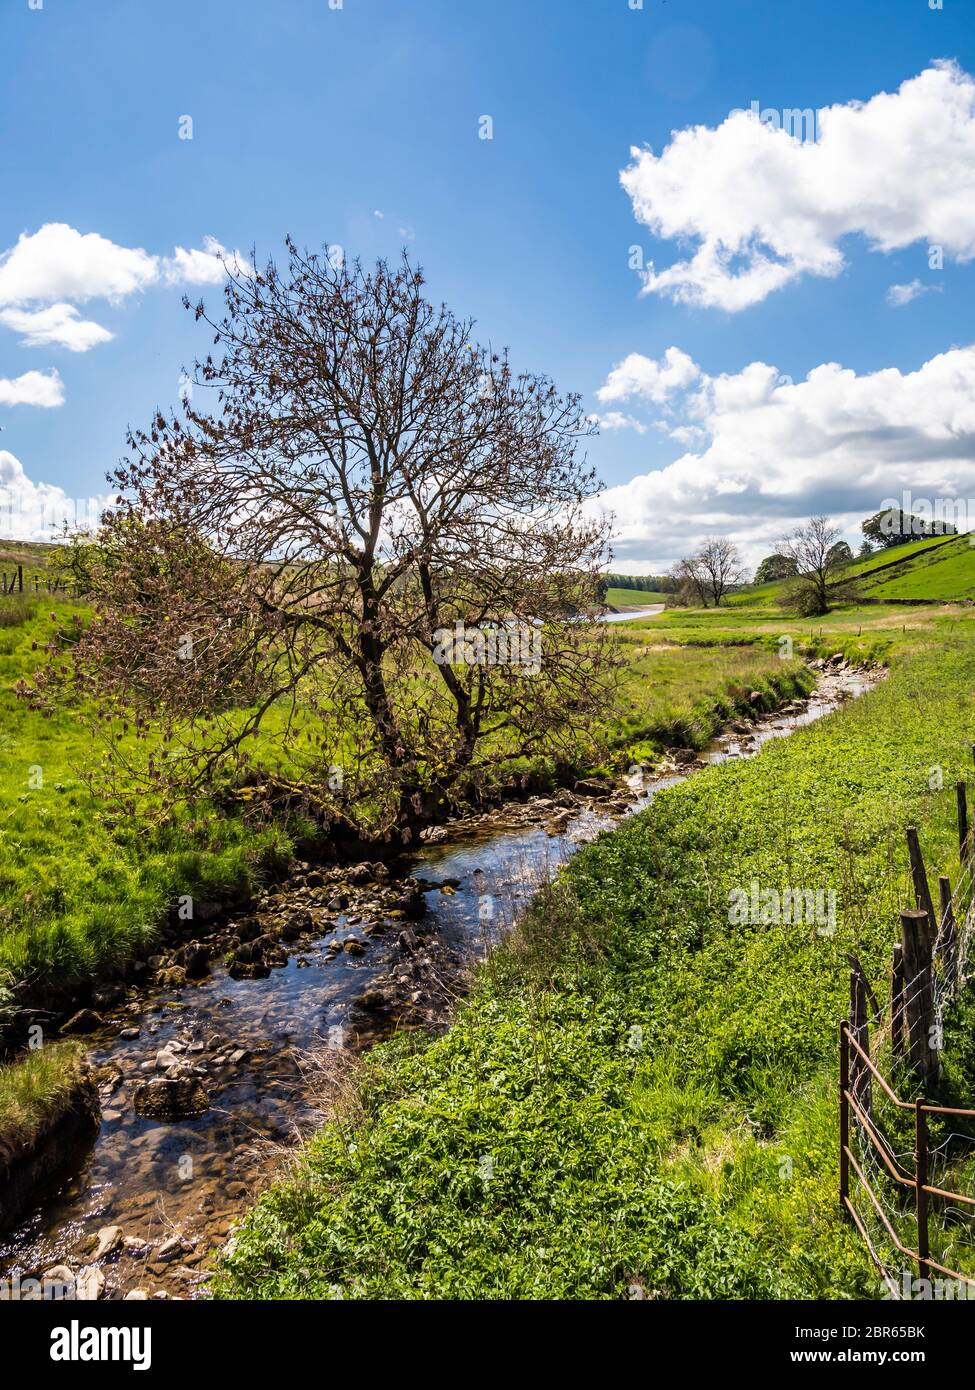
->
856 533 975 600
0 539 59 593
0 539 57 568
728 532 975 608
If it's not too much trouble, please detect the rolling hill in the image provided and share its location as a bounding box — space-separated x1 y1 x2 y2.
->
729 533 975 607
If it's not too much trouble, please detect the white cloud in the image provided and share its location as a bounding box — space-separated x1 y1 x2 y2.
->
0 224 247 359
0 303 113 352
886 278 941 308
621 61 975 310
0 224 159 306
593 344 975 569
591 411 648 434
161 236 250 285
0 370 64 408
0 451 108 539
597 347 700 404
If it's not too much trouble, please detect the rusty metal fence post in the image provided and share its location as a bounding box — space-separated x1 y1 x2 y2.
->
840 1020 850 1216
915 1098 930 1286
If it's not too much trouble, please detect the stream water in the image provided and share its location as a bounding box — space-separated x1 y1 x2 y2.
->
0 666 874 1299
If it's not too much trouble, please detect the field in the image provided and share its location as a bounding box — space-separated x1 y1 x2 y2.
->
860 535 975 601
214 606 975 1299
604 586 667 609
0 598 298 1015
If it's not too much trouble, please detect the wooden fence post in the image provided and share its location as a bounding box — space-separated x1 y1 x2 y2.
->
957 785 971 864
900 908 939 1088
17 563 23 594
849 966 872 1118
907 827 937 935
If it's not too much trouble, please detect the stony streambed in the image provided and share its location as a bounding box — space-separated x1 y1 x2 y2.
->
0 660 877 1300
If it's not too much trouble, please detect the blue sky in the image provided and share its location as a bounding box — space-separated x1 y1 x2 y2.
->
1 0 973 570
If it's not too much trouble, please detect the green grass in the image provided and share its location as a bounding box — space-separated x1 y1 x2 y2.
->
726 534 971 608
213 614 975 1300
0 592 948 1011
605 629 814 766
861 534 975 601
0 600 298 1009
604 587 667 609
0 1040 86 1170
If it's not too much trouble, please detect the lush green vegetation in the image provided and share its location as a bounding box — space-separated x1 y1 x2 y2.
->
605 627 814 766
214 610 975 1299
603 573 670 594
604 586 667 609
0 599 297 1012
860 534 975 601
6 554 975 1300
0 1039 86 1169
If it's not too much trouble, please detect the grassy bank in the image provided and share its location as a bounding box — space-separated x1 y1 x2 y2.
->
213 614 975 1299
0 1040 86 1171
0 600 298 1014
606 632 815 766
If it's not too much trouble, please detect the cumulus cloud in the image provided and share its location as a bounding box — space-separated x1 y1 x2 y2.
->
0 370 64 408
597 346 700 404
592 344 975 569
0 304 113 352
0 224 158 307
621 61 975 310
161 236 251 286
0 224 248 357
0 450 108 539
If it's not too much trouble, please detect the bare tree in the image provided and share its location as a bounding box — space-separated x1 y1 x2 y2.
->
780 516 859 615
26 243 617 838
670 537 744 607
697 537 746 606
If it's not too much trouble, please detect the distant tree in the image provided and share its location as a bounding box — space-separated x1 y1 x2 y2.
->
754 552 798 586
697 537 746 606
862 508 957 549
826 540 854 569
858 538 874 559
671 537 745 608
780 516 860 616
670 554 709 607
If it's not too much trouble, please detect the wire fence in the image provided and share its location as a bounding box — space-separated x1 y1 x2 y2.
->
841 806 975 1298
